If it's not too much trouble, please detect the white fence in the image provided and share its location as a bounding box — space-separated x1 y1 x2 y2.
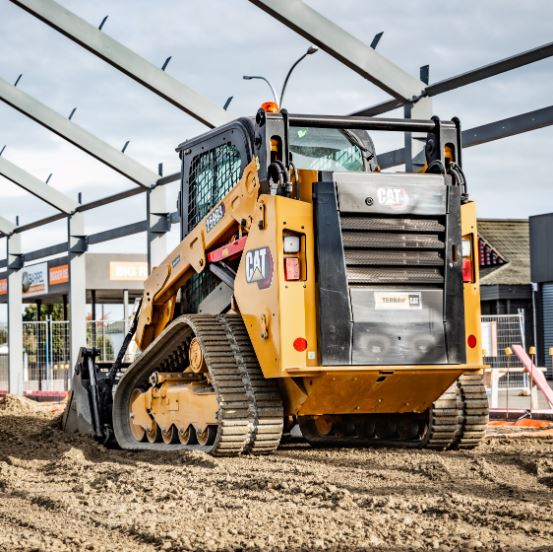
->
481 312 528 389
0 319 128 392
0 312 544 394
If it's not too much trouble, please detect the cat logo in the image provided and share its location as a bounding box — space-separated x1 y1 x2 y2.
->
376 187 409 211
245 247 273 289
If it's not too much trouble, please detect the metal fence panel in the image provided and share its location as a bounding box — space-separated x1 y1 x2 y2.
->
86 320 126 362
23 320 64 392
481 312 527 388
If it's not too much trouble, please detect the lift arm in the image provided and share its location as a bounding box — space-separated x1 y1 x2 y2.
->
135 160 262 350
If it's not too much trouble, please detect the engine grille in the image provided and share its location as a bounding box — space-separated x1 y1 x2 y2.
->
340 215 446 286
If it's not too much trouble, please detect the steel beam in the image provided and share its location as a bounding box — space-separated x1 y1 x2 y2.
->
68 212 86 369
7 232 23 395
11 171 178 236
10 0 232 128
355 41 553 117
462 105 553 147
353 98 405 117
249 0 424 100
377 105 553 169
0 219 152 269
0 78 157 188
87 220 148 246
0 156 77 213
426 41 553 98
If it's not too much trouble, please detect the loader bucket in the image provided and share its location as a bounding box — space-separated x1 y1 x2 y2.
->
62 347 105 439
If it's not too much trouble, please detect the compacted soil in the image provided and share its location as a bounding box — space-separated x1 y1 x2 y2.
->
0 395 552 552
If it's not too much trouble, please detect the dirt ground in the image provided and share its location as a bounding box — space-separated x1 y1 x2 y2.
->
0 396 552 552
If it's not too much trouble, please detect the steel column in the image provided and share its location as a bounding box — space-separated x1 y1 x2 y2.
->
147 186 169 270
68 212 86 370
403 97 432 171
0 78 157 188
0 216 15 237
7 232 23 395
10 0 232 128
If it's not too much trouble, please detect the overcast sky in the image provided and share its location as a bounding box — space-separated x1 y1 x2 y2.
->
0 0 552 262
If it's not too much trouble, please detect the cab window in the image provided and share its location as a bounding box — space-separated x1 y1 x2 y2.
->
289 127 364 172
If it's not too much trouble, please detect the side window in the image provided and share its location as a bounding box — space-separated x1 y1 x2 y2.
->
187 144 242 232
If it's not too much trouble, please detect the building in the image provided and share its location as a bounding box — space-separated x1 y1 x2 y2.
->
0 253 147 316
478 219 533 349
530 213 553 376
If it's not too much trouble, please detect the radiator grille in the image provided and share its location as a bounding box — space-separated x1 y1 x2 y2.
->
340 215 446 286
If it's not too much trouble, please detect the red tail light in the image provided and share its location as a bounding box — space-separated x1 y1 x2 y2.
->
467 334 477 348
462 237 474 283
462 258 473 283
285 257 301 281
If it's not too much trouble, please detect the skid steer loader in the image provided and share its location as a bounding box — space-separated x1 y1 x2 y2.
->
63 108 488 455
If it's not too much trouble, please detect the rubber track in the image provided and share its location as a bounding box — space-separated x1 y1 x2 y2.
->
298 381 464 450
424 382 463 450
452 373 489 449
113 315 252 456
221 315 284 454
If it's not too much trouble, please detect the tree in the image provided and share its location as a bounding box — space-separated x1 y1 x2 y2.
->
23 303 66 321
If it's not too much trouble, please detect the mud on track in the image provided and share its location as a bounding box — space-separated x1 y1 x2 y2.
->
0 395 552 552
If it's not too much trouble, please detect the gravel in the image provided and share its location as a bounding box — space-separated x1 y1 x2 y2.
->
0 395 552 552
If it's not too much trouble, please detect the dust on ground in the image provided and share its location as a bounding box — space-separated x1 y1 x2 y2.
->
0 395 552 552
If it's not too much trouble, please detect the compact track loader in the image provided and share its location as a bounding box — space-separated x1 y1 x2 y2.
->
63 109 489 455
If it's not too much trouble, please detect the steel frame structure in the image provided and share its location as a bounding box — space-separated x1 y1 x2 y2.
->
1 0 552 393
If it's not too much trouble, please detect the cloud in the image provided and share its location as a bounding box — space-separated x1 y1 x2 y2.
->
0 0 552 259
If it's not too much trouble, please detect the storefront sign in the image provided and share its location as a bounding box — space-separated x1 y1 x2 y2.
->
109 261 148 281
49 264 69 286
21 262 48 297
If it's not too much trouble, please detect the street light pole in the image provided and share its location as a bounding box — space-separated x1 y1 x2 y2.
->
280 46 318 107
243 75 280 105
243 46 318 108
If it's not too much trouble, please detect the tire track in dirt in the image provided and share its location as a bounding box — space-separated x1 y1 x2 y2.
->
1 395 552 552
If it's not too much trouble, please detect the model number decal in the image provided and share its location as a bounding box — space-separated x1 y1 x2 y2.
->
374 291 421 310
205 203 225 232
245 247 273 290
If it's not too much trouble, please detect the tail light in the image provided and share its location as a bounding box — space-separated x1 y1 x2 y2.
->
283 233 302 281
462 237 474 283
285 257 300 280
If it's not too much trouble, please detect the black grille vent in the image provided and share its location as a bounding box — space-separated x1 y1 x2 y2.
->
340 215 446 286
